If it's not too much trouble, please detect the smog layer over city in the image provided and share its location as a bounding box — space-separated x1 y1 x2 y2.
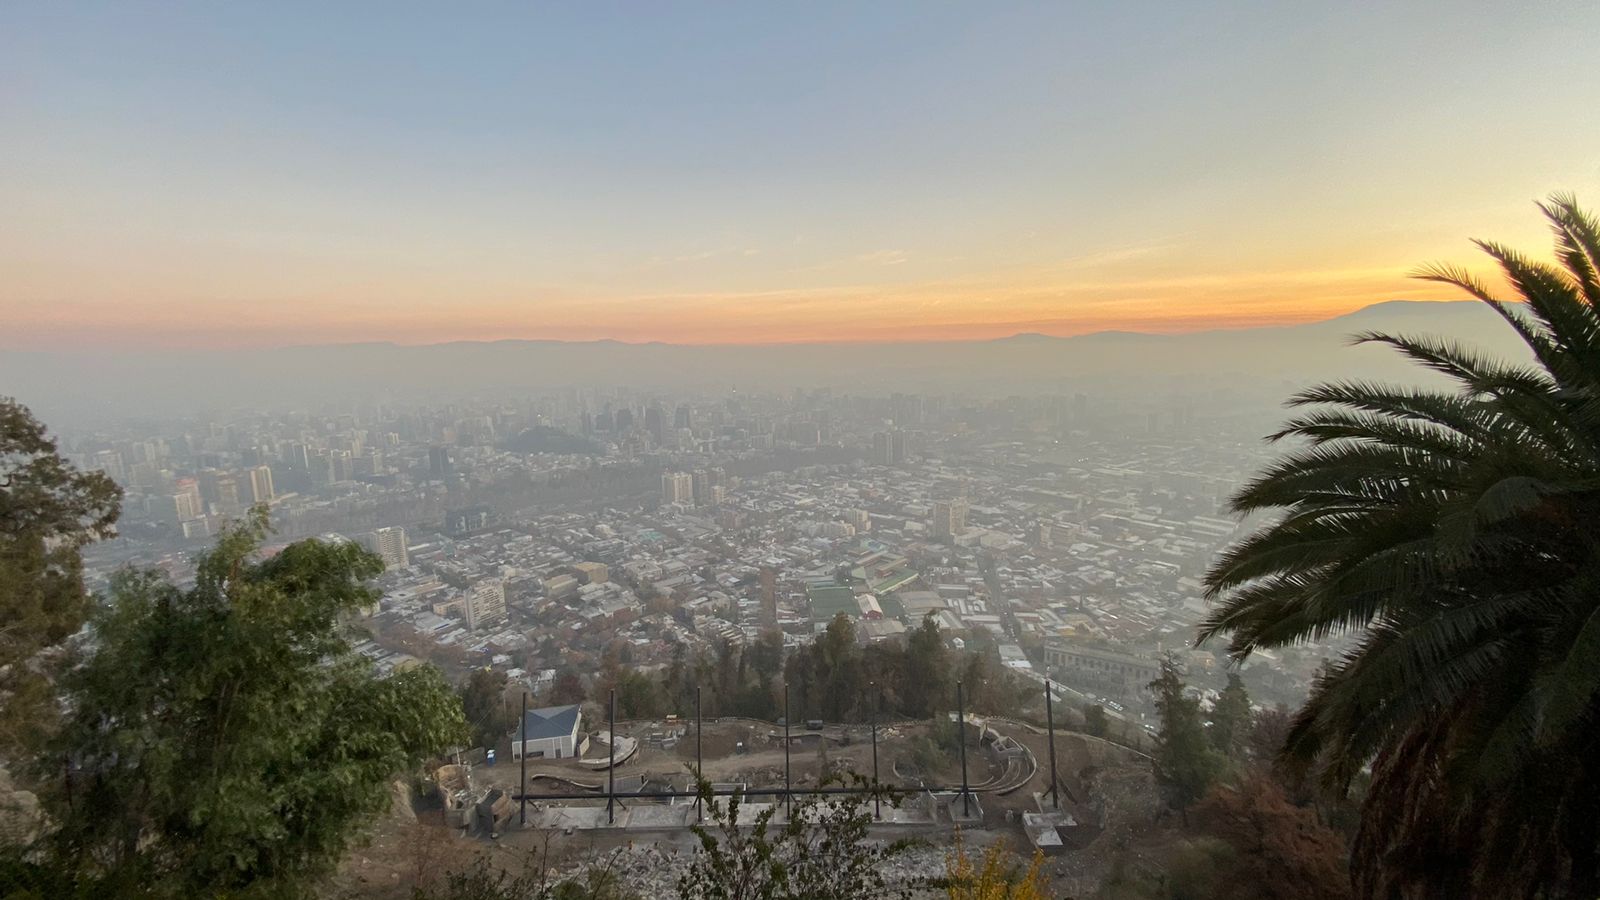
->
4 4 1600 899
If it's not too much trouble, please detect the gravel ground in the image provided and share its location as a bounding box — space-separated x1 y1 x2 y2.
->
559 841 955 898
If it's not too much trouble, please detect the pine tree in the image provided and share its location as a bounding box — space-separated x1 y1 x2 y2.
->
0 398 121 755
1150 655 1223 818
1208 672 1252 759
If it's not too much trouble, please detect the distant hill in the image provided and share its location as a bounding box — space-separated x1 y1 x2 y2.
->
1 300 1531 427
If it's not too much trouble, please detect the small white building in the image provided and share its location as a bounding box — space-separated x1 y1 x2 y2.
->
510 704 583 760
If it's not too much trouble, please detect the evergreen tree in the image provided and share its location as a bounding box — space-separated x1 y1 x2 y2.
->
903 614 950 719
0 398 121 755
1208 672 1252 759
1083 703 1110 739
1150 655 1223 817
460 667 518 750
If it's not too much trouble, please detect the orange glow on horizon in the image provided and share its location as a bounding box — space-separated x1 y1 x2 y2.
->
1 263 1467 350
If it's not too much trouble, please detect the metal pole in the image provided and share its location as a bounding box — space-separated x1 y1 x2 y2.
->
957 679 970 818
870 680 880 820
607 689 616 825
1045 679 1059 810
783 684 792 818
696 686 704 823
519 691 528 825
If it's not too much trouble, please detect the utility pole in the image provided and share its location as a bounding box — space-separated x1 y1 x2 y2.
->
519 691 528 825
783 683 792 819
957 679 970 818
870 680 880 820
607 689 616 825
696 686 704 823
1045 679 1059 809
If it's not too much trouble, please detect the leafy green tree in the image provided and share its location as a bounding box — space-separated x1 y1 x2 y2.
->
815 614 861 721
1083 703 1110 739
0 398 121 755
610 668 666 719
461 667 519 750
749 628 785 690
1149 655 1223 818
902 614 950 719
677 775 917 900
35 510 467 897
1208 673 1252 760
1200 195 1600 897
960 650 1032 716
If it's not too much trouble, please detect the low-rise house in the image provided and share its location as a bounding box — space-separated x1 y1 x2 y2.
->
510 703 583 760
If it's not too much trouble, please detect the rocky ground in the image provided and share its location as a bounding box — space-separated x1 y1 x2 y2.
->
555 840 957 898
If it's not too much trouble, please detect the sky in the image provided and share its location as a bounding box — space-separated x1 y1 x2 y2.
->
3 2 1600 349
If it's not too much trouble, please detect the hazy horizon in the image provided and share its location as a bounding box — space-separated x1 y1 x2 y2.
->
6 3 1600 349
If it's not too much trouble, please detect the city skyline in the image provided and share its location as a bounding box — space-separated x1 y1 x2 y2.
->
5 3 1600 348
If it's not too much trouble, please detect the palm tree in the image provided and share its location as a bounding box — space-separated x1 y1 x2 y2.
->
1200 195 1600 899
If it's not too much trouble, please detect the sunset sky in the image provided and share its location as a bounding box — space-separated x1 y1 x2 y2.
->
4 2 1599 348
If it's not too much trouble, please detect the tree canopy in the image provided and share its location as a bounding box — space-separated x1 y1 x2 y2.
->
32 510 466 897
0 398 121 754
1201 195 1600 896
1149 656 1224 815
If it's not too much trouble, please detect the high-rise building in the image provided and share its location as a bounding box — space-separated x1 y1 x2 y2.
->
891 393 924 427
244 465 274 504
428 445 453 476
890 430 909 464
644 405 665 444
871 432 893 466
691 467 725 505
213 474 243 513
361 526 409 570
932 500 968 540
174 478 203 520
92 449 126 482
464 579 508 631
329 451 352 483
674 404 693 430
152 492 200 527
661 471 693 505
759 566 779 627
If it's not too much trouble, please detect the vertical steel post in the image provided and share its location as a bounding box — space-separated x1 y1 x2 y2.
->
783 684 792 818
607 689 616 825
696 686 704 823
870 680 881 820
957 679 970 818
518 691 528 825
1046 680 1060 809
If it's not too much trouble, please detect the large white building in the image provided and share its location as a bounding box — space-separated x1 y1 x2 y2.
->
464 579 507 631
244 465 275 504
661 471 693 505
510 704 583 760
360 526 409 570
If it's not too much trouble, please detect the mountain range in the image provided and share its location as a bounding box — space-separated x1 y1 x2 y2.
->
1 300 1530 428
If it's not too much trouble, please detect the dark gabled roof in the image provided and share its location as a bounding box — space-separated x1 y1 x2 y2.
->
517 704 582 741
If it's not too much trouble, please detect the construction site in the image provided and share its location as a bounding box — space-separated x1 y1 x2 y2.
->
443 700 1149 858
